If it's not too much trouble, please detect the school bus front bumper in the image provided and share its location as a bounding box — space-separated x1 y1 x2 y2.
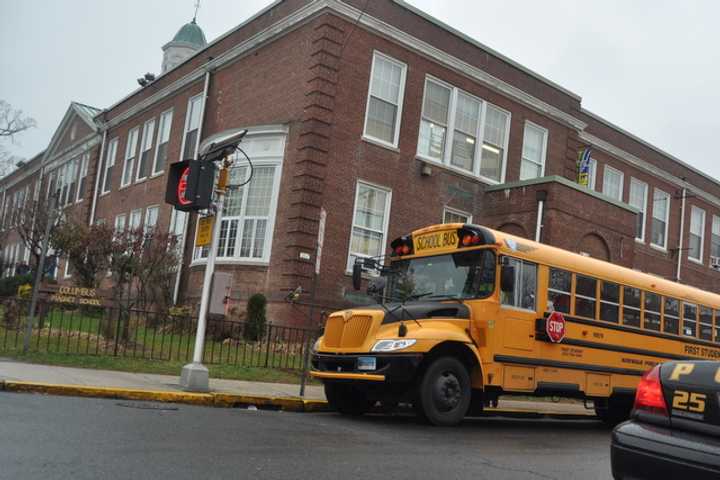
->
310 353 424 383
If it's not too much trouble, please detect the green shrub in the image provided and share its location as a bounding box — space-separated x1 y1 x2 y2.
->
244 293 267 341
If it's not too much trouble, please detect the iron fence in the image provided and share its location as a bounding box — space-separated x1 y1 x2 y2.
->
0 297 320 370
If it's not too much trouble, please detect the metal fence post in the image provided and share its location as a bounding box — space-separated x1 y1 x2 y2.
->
263 322 272 368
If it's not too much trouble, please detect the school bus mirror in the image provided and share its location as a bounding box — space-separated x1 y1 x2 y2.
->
352 263 363 290
501 266 515 293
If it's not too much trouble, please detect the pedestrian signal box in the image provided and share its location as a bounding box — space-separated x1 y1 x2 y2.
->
165 160 216 211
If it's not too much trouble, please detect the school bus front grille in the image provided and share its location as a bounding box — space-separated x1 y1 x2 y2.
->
323 315 373 348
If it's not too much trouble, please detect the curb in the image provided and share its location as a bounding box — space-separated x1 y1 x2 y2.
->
1 380 593 418
1 381 331 413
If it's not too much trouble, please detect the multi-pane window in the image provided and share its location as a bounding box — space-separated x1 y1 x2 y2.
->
347 181 392 271
688 206 705 262
500 258 537 311
520 122 548 180
628 178 648 241
76 153 89 202
586 158 598 190
152 109 173 175
711 215 720 263
417 77 509 182
548 268 571 314
66 158 78 205
121 127 140 187
663 297 680 334
699 306 713 341
182 95 203 160
643 292 661 331
443 207 471 224
651 189 670 249
144 206 159 236
602 165 623 201
102 138 119 194
114 214 127 234
136 118 156 181
575 275 597 319
600 281 620 323
363 52 407 147
683 302 697 337
129 209 142 231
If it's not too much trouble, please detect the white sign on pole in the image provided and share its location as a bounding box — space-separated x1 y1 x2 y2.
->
315 208 326 275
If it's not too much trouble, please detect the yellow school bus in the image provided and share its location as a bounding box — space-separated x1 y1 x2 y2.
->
310 223 720 426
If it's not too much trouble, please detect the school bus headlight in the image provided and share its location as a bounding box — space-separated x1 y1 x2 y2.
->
311 339 321 353
371 339 417 352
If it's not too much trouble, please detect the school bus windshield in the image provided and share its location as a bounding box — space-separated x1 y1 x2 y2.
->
385 249 496 301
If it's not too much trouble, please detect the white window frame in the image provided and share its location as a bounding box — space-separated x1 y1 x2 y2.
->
63 258 72 279
129 208 143 231
362 51 407 149
415 74 511 184
587 158 598 190
628 178 648 242
520 121 548 180
136 118 156 182
114 213 127 234
602 165 624 201
711 215 720 263
179 94 203 161
102 137 119 195
191 132 286 265
152 109 173 176
346 180 392 273
144 205 159 236
651 189 671 251
689 205 706 264
76 153 89 203
120 127 140 188
443 206 472 224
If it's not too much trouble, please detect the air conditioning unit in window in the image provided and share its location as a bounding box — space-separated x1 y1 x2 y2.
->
711 256 720 270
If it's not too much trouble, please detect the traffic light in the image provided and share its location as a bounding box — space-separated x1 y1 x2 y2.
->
165 160 216 211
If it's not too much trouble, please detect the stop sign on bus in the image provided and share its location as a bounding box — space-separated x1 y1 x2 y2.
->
546 311 566 343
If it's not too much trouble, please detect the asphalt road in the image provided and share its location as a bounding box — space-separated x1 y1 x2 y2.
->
0 392 613 480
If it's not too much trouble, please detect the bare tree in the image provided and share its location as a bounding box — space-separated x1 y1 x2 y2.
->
16 194 63 274
0 100 37 139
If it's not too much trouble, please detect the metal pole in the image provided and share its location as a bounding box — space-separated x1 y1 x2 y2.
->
299 257 318 397
676 188 686 282
23 194 57 353
180 164 228 391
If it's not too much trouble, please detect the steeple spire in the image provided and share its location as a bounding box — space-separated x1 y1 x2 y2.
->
193 0 200 23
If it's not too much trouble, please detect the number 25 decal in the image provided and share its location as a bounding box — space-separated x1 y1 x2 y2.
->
672 390 707 413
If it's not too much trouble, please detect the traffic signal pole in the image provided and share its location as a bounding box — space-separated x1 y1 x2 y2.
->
179 164 230 392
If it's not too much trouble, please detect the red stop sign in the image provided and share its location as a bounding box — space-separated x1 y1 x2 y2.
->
546 311 566 343
177 166 191 206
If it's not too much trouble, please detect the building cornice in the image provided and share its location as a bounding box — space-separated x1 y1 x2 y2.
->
102 0 587 132
579 131 720 210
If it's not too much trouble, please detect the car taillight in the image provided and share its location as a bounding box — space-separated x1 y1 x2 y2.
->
633 365 668 416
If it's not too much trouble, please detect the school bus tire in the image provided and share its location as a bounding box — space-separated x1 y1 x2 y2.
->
324 382 373 416
415 356 471 426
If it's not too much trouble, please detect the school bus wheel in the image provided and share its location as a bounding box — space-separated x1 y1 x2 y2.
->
415 356 472 426
324 382 373 416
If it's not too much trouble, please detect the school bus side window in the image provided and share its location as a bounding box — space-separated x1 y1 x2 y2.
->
663 297 680 335
600 282 619 323
644 292 661 331
500 257 537 311
575 275 598 319
548 268 571 314
622 286 641 327
699 306 713 341
683 302 698 337
714 310 720 343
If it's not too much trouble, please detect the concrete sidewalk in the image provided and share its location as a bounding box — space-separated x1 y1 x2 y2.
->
0 359 595 417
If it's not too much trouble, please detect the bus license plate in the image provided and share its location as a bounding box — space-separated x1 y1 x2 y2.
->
357 356 376 371
414 230 458 254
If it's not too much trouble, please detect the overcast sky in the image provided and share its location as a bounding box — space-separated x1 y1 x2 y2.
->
2 0 719 179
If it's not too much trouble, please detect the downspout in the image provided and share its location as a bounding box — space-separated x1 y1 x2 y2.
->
535 190 547 243
89 127 108 225
173 69 211 305
675 188 687 282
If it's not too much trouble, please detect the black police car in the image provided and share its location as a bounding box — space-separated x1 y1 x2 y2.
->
611 361 720 479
